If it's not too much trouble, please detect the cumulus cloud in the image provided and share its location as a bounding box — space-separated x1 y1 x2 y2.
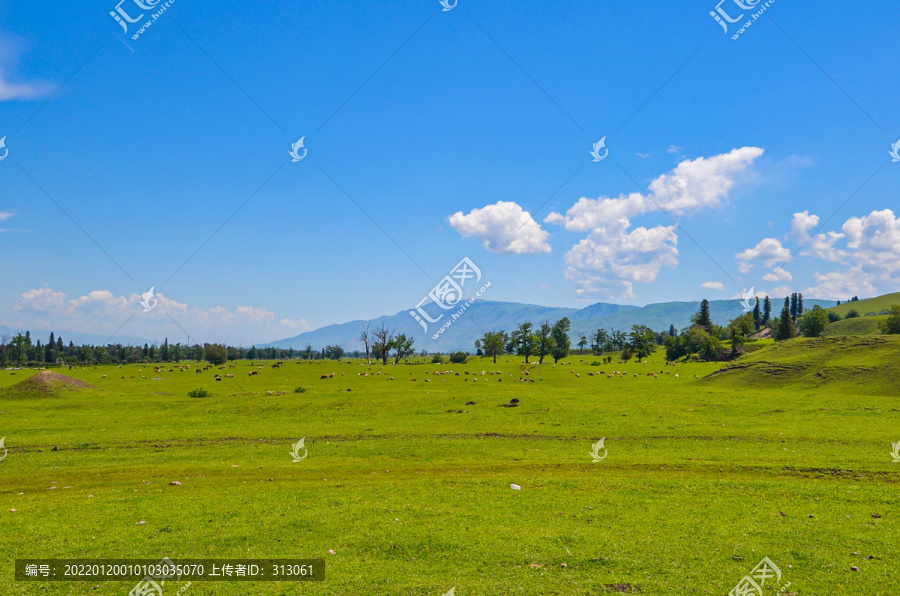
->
8 286 309 344
546 147 764 230
564 221 678 299
702 281 725 291
790 210 820 243
735 238 790 273
764 268 792 282
545 147 763 298
802 209 900 298
448 201 551 254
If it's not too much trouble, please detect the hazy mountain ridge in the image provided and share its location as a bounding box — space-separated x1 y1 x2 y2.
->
266 298 834 353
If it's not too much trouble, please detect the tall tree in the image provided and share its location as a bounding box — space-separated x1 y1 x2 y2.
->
798 306 828 338
359 323 372 365
752 298 761 330
790 293 798 320
512 322 536 363
535 321 554 364
694 299 713 330
577 334 588 355
797 293 804 317
392 334 415 364
372 324 395 366
775 297 796 340
668 324 677 338
628 324 657 360
762 296 772 327
479 330 508 364
550 318 571 363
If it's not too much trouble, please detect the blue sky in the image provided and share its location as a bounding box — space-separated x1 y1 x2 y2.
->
1 0 898 345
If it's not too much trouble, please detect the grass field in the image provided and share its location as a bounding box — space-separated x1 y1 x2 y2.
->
827 293 900 317
2 342 899 594
821 315 889 338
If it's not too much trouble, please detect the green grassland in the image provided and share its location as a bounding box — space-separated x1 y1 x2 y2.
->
821 315 889 337
1 343 899 595
827 293 900 317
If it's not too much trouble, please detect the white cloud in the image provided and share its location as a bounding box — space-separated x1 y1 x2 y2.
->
803 209 900 297
735 238 791 273
790 210 820 243
449 201 551 254
763 268 792 282
0 69 53 100
0 210 15 221
803 231 846 262
667 145 683 154
564 221 678 299
547 148 763 298
9 287 309 344
546 147 764 230
0 36 54 101
701 281 725 291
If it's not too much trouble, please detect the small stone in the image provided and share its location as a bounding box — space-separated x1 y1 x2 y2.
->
511 484 521 490
851 565 859 572
871 513 882 518
327 549 335 555
169 481 181 486
560 563 568 568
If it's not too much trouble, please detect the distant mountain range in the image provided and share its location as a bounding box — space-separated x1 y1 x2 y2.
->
266 297 834 353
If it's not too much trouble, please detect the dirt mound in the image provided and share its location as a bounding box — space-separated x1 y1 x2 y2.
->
6 370 95 394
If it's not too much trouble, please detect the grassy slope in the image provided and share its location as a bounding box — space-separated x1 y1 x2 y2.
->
828 293 900 317
822 315 889 337
1 351 898 595
705 336 900 394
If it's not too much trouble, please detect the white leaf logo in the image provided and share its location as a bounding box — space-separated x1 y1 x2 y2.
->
0 437 7 462
740 286 756 312
0 136 8 162
290 437 308 462
589 136 608 162
890 441 900 463
890 139 900 163
289 137 308 162
589 437 607 462
139 286 158 312
439 0 457 11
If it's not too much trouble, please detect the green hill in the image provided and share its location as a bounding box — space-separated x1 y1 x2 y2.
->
703 336 900 395
827 292 900 316
821 314 888 337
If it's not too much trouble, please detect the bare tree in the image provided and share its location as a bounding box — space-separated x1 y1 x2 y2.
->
372 324 395 366
359 323 372 364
